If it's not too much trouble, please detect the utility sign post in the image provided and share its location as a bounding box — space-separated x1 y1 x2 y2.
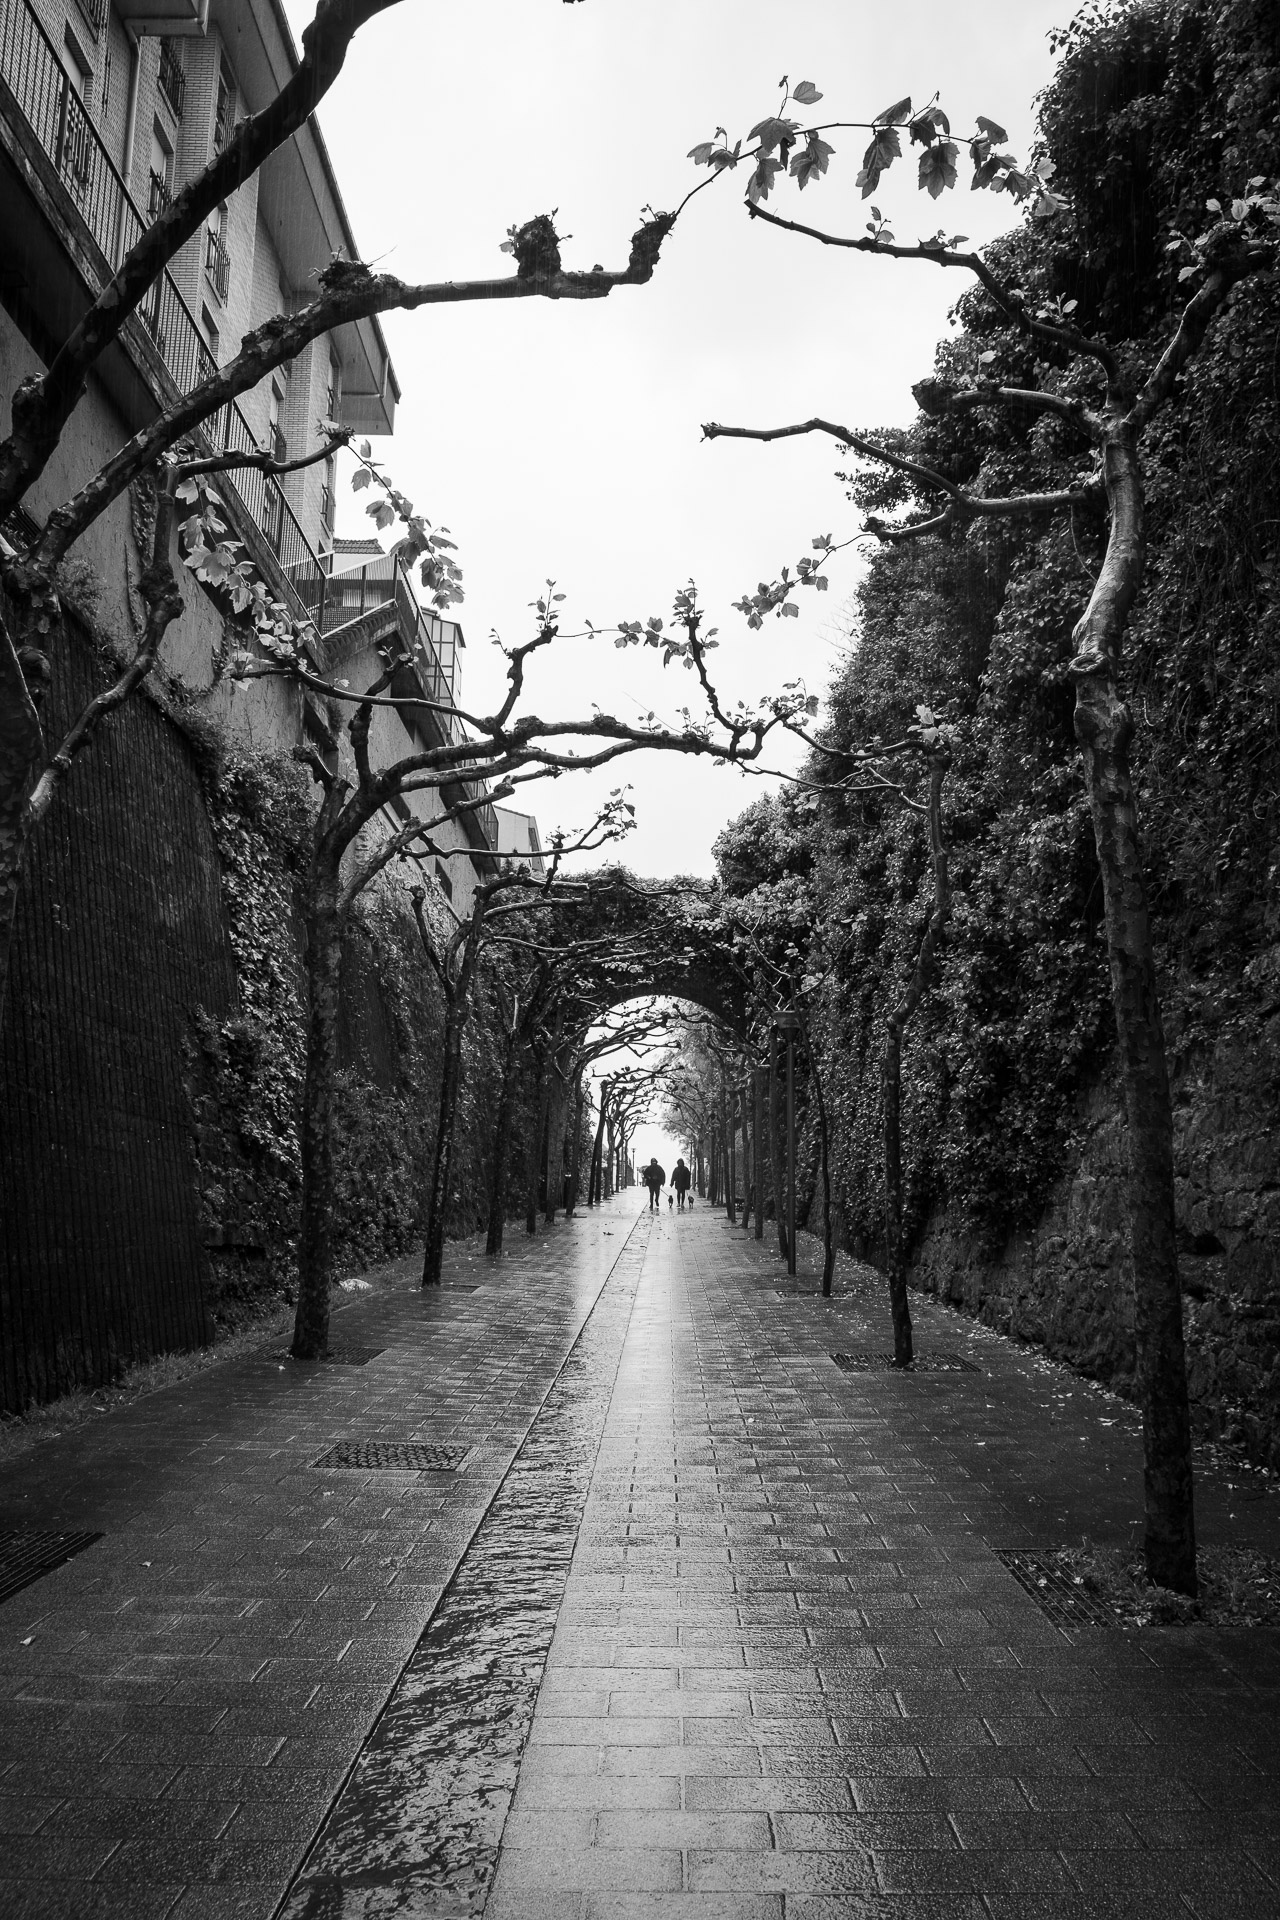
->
776 1010 801 1279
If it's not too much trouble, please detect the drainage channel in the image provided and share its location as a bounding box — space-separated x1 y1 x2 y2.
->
277 1214 650 1919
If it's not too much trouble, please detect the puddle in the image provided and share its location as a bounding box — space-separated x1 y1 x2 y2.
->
277 1218 647 1919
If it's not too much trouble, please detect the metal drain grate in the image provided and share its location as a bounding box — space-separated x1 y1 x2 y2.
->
274 1346 386 1366
831 1350 981 1374
996 1549 1118 1628
313 1440 468 1473
0 1531 102 1608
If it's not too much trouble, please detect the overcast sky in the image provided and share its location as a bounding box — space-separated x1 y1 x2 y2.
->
292 0 1070 878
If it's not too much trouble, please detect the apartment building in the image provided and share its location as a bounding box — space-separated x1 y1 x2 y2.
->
0 0 501 903
0 0 530 1410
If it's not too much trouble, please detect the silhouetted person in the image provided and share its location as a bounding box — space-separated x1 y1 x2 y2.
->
642 1158 666 1210
671 1158 692 1210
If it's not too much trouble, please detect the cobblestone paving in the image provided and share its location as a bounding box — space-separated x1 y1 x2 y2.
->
3 1201 1280 1919
488 1208 1280 1920
0 1213 643 1918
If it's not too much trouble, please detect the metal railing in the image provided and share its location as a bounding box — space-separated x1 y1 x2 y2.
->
148 168 170 219
73 0 107 38
204 225 229 302
157 39 185 119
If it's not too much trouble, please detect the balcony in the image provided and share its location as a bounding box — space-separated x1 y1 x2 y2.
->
204 225 230 303
157 40 185 120
147 169 171 220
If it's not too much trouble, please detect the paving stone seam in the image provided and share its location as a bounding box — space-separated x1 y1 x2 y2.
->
270 1208 651 1920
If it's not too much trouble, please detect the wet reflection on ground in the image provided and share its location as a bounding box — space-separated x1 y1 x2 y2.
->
279 1219 646 1918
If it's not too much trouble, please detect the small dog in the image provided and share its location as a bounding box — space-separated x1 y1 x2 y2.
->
668 1193 674 1209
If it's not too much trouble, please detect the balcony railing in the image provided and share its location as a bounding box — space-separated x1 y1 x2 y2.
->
148 168 170 220
157 39 185 120
204 225 230 303
73 0 107 40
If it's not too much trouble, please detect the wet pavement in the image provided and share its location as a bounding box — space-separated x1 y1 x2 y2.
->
2 1201 1280 1918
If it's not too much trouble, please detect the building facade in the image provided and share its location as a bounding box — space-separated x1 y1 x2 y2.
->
0 0 525 1407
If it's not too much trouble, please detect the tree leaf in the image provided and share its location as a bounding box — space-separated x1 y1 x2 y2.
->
975 114 1008 142
875 95 911 124
919 141 959 198
792 79 823 105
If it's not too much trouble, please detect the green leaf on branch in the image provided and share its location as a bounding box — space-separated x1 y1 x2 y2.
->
792 79 823 105
791 133 834 189
857 126 901 198
975 114 1007 141
919 141 959 198
351 468 371 491
875 95 912 124
747 114 799 154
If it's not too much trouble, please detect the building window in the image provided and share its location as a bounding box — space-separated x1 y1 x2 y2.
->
57 28 93 196
205 205 230 303
74 0 108 42
148 121 173 219
325 352 341 428
200 303 220 362
157 39 186 120
213 56 235 154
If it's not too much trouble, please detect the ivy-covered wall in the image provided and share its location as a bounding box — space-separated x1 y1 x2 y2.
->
714 0 1280 1463
0 612 533 1410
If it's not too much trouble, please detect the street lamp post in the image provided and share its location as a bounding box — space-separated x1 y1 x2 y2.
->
776 1010 800 1279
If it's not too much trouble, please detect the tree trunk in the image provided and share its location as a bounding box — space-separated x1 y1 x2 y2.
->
882 750 951 1367
739 1083 752 1231
588 1095 607 1206
769 1026 789 1267
1072 423 1195 1595
805 1035 836 1297
292 863 344 1358
567 1074 584 1215
753 1067 765 1241
422 990 466 1287
485 1040 518 1256
526 1063 550 1234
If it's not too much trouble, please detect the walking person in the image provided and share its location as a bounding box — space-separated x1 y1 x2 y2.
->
671 1157 692 1211
641 1157 666 1211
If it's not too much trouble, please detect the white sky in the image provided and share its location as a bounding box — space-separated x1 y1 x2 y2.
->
293 0 1070 877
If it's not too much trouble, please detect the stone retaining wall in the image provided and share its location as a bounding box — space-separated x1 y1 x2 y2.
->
911 946 1280 1466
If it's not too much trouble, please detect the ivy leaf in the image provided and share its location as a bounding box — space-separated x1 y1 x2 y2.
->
351 468 372 491
791 79 823 105
975 114 1007 142
688 141 717 165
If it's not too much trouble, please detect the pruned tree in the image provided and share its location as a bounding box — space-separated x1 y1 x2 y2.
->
0 0 694 1022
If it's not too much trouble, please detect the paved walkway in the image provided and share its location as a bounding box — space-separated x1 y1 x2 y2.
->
2 1202 1279 1918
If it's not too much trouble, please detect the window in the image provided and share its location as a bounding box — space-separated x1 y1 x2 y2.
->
157 39 185 120
205 203 230 303
57 29 92 194
213 56 235 154
325 352 341 428
200 303 220 362
148 121 173 219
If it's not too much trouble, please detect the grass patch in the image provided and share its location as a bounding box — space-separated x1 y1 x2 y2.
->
1058 1541 1280 1628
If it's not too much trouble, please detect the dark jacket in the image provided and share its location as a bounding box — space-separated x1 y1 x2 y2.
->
671 1162 691 1192
642 1161 666 1191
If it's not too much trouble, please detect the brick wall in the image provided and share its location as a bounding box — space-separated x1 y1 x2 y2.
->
0 613 235 1412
